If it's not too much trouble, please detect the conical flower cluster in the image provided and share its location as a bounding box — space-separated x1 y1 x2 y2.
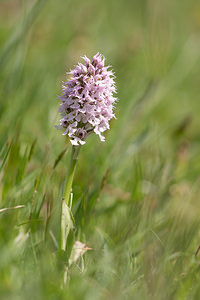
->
56 53 117 145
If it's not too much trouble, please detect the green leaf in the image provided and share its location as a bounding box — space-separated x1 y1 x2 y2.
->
0 141 12 174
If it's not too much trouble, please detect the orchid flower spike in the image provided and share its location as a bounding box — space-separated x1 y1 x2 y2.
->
56 53 117 145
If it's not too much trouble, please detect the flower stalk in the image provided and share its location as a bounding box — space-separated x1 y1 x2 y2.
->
63 145 81 206
60 145 81 251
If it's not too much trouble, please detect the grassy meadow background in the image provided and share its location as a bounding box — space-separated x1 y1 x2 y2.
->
1 0 200 299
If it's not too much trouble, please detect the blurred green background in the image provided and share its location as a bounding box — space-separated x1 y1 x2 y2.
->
1 0 200 299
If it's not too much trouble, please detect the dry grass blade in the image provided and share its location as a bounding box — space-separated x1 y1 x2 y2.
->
0 205 25 213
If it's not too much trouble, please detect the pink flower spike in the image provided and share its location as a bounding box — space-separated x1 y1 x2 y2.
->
56 53 117 145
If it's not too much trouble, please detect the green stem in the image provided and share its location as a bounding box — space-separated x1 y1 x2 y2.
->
64 145 81 206
60 145 81 251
